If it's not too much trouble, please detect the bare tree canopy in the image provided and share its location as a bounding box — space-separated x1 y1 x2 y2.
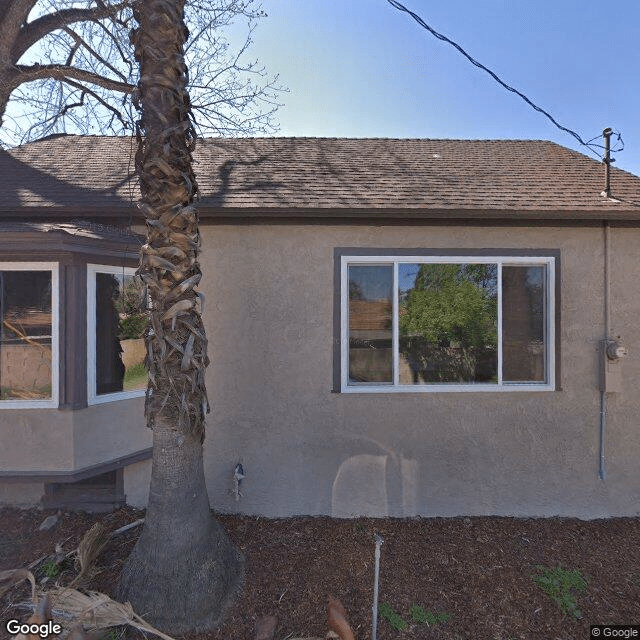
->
0 0 284 145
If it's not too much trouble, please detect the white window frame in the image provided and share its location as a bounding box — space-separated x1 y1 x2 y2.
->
340 254 556 393
0 262 59 409
87 264 146 405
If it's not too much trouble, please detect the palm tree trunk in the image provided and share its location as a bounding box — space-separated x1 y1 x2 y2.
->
118 0 243 632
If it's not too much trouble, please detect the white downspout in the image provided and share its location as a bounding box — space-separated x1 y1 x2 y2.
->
598 127 614 481
599 220 610 481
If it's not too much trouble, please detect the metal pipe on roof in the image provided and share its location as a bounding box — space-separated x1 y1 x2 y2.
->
601 127 613 198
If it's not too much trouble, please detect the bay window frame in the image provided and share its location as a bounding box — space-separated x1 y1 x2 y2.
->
0 262 59 409
87 264 147 405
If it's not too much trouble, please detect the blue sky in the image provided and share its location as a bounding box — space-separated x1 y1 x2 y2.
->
246 0 640 175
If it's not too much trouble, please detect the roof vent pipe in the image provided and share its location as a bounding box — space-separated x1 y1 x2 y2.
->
601 127 613 198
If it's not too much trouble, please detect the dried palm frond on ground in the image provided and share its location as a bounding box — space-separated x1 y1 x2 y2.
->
3 584 175 640
0 566 175 640
68 523 110 588
0 517 172 640
47 588 176 640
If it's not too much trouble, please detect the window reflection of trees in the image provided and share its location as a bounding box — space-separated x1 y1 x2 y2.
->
399 264 498 384
348 265 393 383
0 271 52 400
96 274 125 395
95 273 147 396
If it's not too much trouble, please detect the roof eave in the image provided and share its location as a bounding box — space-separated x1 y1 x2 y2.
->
3 205 640 224
196 206 640 223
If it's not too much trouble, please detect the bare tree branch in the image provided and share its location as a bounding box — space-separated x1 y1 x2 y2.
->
11 1 130 61
92 17 133 70
62 26 128 81
12 63 134 94
64 37 81 67
61 76 127 126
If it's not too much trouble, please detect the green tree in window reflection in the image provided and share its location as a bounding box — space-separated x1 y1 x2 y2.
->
400 264 498 383
117 278 147 340
349 279 364 300
96 274 125 394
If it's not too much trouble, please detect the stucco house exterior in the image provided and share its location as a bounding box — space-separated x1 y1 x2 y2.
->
1 135 640 518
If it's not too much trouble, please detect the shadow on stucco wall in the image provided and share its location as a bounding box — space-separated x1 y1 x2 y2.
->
331 451 418 518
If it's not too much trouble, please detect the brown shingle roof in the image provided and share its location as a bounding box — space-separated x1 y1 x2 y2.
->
2 135 640 220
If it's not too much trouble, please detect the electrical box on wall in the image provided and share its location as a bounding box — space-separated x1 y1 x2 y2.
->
602 338 628 393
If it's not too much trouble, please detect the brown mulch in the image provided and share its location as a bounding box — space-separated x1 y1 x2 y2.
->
1 506 639 640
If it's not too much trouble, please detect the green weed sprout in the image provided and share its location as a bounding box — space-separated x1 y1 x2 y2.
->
379 602 408 631
409 604 450 625
531 565 587 619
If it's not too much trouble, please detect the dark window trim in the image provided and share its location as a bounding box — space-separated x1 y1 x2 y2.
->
333 248 562 393
87 264 146 405
0 262 59 408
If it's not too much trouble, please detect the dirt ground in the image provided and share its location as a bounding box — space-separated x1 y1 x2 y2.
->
1 506 639 640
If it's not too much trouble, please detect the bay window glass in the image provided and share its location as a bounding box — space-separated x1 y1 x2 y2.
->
0 264 57 407
88 266 147 403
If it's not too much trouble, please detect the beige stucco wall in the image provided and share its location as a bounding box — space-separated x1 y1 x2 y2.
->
0 397 150 501
3 223 638 518
194 223 640 519
73 397 149 469
0 409 75 471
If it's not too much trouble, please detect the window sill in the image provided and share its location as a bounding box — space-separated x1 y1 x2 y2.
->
87 389 145 406
340 383 555 393
0 399 58 409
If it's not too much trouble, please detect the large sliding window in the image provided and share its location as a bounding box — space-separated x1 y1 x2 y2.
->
0 263 58 408
340 255 555 392
87 265 147 404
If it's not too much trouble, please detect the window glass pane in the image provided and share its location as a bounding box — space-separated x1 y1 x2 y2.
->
0 271 52 400
502 265 546 382
398 263 498 384
348 265 393 383
96 272 147 395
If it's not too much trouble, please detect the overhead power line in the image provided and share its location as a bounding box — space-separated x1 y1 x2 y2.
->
385 0 623 159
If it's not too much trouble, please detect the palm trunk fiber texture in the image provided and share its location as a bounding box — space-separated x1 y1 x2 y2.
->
118 0 243 632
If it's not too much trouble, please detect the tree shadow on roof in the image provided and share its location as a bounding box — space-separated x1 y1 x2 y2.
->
195 138 287 208
0 144 135 214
